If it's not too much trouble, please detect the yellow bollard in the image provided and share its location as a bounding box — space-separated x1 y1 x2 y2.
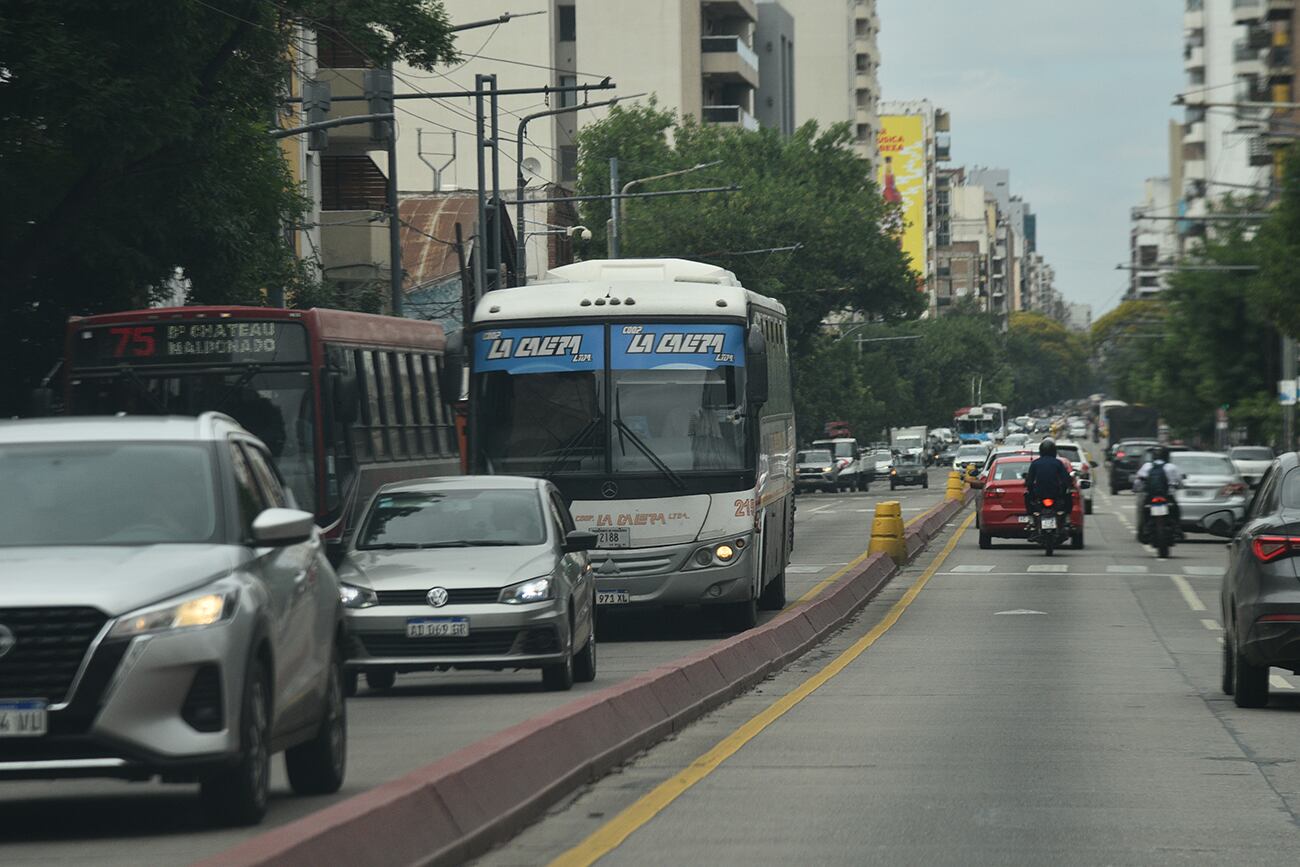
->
868 500 907 563
945 470 965 502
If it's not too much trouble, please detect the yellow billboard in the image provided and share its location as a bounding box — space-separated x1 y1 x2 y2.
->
877 115 926 274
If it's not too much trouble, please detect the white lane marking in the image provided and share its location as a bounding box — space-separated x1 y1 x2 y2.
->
951 565 996 573
1027 564 1068 573
1200 619 1222 632
1185 566 1223 576
1270 674 1294 690
1107 565 1149 573
995 609 1046 616
803 504 835 514
1170 575 1208 611
787 564 845 574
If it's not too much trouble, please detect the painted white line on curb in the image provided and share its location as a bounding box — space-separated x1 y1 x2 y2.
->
1171 575 1208 611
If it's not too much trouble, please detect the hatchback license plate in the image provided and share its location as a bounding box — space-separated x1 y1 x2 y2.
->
1149 504 1170 517
406 617 469 639
0 700 47 738
596 528 630 548
597 590 630 605
1041 517 1057 529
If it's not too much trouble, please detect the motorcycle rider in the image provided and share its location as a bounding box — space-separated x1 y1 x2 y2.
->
1135 446 1184 541
1025 438 1073 515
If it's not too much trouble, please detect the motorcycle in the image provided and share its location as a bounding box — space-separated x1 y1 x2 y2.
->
1140 494 1177 559
1027 496 1072 556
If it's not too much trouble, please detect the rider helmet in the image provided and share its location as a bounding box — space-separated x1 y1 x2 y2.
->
1154 445 1170 462
1039 438 1057 458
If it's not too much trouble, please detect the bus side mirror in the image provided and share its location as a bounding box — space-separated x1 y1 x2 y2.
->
331 371 359 423
745 327 768 410
29 387 55 417
439 330 466 402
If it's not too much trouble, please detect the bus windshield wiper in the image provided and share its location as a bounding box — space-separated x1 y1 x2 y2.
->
115 366 167 413
613 418 686 490
543 416 603 478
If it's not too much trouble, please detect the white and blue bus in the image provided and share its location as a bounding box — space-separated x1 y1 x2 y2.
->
467 259 795 629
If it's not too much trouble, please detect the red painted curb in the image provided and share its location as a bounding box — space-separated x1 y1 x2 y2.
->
199 499 965 867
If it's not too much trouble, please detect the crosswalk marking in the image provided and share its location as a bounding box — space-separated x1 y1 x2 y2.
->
1184 566 1223 576
950 565 995 573
1107 565 1149 573
1027 564 1068 573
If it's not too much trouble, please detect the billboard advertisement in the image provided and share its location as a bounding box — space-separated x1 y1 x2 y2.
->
877 115 926 275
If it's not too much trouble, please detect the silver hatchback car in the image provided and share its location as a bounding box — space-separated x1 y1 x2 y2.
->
0 414 346 826
339 476 598 692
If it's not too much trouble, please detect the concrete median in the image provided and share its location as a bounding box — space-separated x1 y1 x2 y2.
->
200 494 970 867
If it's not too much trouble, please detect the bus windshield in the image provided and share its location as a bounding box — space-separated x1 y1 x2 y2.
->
68 369 317 511
474 321 748 476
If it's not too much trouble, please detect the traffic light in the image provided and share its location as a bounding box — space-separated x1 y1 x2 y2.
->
303 79 331 152
364 67 393 143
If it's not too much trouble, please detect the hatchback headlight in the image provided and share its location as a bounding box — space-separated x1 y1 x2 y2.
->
340 583 377 609
500 576 554 604
110 589 238 638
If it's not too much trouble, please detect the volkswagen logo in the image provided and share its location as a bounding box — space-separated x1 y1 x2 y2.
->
601 480 619 499
426 587 449 608
0 625 15 661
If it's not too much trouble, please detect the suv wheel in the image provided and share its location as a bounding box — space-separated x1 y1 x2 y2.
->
200 657 271 826
1232 625 1270 708
286 646 348 795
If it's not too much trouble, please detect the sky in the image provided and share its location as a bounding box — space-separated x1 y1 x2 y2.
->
877 0 1185 316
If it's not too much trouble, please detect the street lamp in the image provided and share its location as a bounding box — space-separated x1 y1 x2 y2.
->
609 160 723 257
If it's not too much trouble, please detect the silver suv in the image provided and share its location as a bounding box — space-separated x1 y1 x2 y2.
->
0 414 347 825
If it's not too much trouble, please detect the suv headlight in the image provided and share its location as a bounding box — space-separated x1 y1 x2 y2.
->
340 583 377 609
500 576 554 604
110 588 238 638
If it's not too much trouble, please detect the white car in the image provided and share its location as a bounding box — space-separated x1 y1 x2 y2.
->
1055 440 1094 515
1228 446 1273 488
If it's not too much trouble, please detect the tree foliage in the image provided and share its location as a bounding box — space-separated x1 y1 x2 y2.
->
0 0 457 414
1005 311 1091 412
573 103 923 350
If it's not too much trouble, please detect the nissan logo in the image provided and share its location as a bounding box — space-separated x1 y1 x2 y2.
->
426 587 449 608
0 625 15 660
601 481 619 499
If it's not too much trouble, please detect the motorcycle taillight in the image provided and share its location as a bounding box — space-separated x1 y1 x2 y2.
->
1042 498 1055 508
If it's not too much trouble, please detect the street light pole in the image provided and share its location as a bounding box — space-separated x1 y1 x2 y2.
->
616 161 722 254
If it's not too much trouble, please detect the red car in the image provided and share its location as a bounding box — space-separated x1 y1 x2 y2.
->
976 455 1085 550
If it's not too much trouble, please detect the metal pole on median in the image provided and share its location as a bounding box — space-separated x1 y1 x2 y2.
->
608 157 620 258
488 76 503 292
386 114 404 317
474 75 489 301
1284 334 1296 451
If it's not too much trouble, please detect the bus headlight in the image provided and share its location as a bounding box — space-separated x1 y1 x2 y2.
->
687 539 747 569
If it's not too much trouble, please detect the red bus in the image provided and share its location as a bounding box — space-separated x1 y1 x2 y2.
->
63 306 462 554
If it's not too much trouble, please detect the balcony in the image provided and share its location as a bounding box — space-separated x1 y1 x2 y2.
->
1235 41 1265 76
1184 7 1203 31
702 0 758 21
936 133 951 161
1183 119 1206 145
1268 46 1293 78
1184 44 1205 71
701 36 760 88
1249 136 1275 166
703 104 759 131
320 210 389 282
1233 0 1263 25
854 36 879 66
1268 0 1294 20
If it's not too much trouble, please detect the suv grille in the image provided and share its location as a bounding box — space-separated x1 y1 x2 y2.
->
0 608 107 702
375 588 503 606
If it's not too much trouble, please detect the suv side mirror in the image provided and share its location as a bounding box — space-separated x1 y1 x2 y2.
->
252 508 316 546
563 529 598 553
745 326 769 410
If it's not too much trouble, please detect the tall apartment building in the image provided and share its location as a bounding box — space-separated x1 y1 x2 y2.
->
786 0 882 164
1227 0 1300 184
878 100 950 313
1127 177 1180 299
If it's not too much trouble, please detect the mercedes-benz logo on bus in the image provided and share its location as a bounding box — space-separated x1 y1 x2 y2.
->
601 481 619 499
426 587 449 608
0 625 15 660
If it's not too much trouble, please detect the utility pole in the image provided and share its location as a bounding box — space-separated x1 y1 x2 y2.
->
1284 335 1296 451
608 157 620 258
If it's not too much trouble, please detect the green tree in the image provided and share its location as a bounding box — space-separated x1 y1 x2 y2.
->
573 104 922 350
1255 143 1300 338
0 0 458 415
1006 311 1089 411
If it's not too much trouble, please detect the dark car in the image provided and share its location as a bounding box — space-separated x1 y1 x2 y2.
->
1108 439 1159 494
889 455 928 490
1217 452 1300 708
795 449 839 494
934 445 961 467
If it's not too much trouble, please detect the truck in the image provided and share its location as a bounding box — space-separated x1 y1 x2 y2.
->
1105 405 1159 451
891 425 928 460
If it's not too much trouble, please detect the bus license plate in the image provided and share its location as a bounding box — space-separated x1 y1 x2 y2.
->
406 618 469 639
1149 504 1170 517
596 528 630 548
0 700 47 738
597 590 630 606
1040 517 1057 529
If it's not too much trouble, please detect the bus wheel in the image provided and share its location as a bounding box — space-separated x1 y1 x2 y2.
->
723 598 758 632
758 570 786 611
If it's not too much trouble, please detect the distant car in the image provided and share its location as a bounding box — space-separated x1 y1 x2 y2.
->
953 443 990 476
1147 451 1248 534
795 448 840 494
869 448 896 478
976 454 1085 550
0 414 347 826
1055 441 1094 515
811 437 869 492
1218 452 1300 707
1004 433 1031 448
339 476 598 693
934 444 962 467
978 445 1036 482
1229 446 1274 489
1109 439 1159 493
889 455 929 489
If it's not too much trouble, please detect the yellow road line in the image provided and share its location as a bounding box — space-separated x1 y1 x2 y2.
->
548 512 976 867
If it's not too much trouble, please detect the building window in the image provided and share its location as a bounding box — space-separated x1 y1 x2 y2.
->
559 145 578 182
558 5 576 42
856 123 870 142
855 53 869 73
558 74 577 108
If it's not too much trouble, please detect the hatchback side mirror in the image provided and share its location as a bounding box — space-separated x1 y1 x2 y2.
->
563 529 599 553
252 508 316 546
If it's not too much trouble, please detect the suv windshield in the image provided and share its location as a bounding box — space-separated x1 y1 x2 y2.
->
357 489 545 548
798 450 833 464
813 440 857 459
0 443 219 546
